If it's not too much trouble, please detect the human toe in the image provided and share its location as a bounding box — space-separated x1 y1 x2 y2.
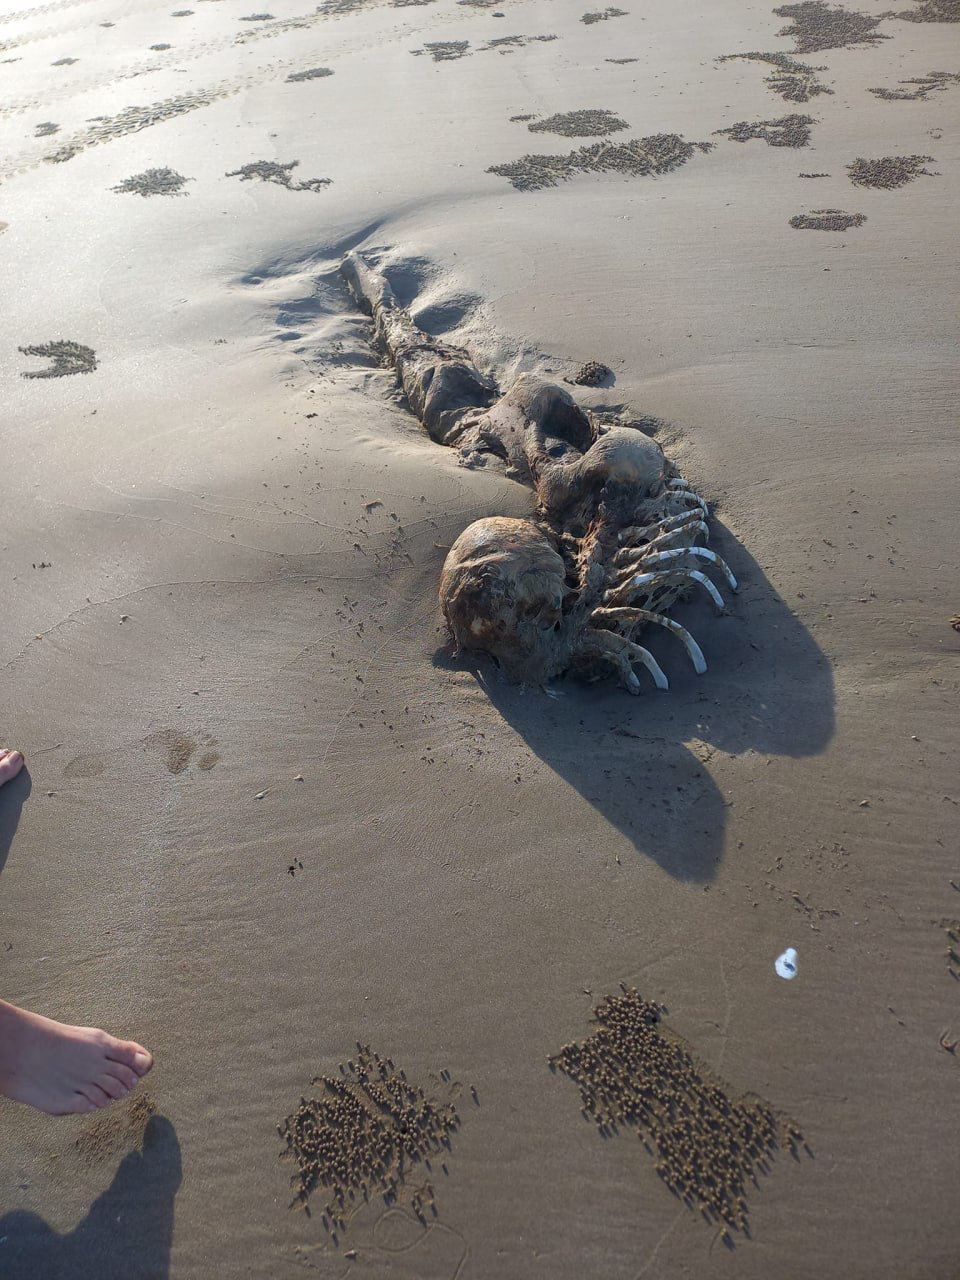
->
79 1082 115 1109
104 1060 139 1090
0 750 24 784
96 1073 127 1101
106 1037 153 1076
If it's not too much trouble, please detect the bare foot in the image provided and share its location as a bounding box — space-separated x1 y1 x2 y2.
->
0 1000 153 1114
0 749 24 786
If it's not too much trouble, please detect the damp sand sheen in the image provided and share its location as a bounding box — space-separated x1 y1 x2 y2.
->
0 0 958 1277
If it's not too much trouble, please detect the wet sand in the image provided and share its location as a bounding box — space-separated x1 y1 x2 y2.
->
0 0 958 1276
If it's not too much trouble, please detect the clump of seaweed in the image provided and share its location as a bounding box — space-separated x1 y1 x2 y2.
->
790 208 866 229
716 113 815 147
551 988 804 1241
847 154 935 187
279 1045 460 1235
488 133 712 191
19 340 98 378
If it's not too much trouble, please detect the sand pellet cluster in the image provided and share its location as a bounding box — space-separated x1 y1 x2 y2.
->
581 6 628 22
790 208 866 229
286 66 334 81
489 133 712 191
528 109 628 138
550 988 803 1237
113 167 192 196
718 51 832 102
279 1045 459 1232
573 360 612 385
869 71 960 101
847 154 935 188
18 340 97 377
225 159 331 191
417 39 469 59
938 918 960 978
774 1 888 52
716 113 814 147
896 0 959 19
42 89 238 166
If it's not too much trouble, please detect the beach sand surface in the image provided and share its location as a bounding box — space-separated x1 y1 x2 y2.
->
0 0 958 1275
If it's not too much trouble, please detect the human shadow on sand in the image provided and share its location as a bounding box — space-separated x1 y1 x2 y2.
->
0 1114 182 1279
437 523 834 883
0 764 31 874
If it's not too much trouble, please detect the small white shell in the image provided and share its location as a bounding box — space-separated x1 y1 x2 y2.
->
775 947 798 980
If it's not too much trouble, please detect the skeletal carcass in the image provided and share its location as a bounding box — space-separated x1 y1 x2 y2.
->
342 252 737 693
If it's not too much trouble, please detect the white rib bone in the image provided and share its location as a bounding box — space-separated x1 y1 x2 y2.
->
608 569 726 612
618 510 707 546
590 628 669 692
675 491 709 515
595 607 708 674
686 570 725 611
638 545 738 590
622 640 669 690
613 522 709 566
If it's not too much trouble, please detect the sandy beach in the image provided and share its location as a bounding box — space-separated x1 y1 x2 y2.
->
1 0 958 1274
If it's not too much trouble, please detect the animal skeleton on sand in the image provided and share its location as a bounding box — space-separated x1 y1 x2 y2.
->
342 253 737 694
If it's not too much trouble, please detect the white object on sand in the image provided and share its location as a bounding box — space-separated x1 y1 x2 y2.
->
775 947 798 980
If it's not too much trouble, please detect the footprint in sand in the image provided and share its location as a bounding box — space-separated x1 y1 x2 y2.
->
74 1094 156 1165
64 753 107 779
19 340 97 378
143 730 220 774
